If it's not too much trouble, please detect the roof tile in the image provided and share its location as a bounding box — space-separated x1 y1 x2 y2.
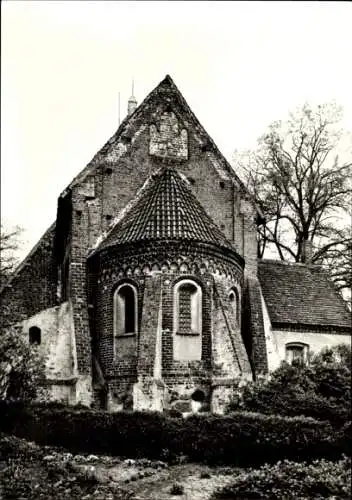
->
98 167 236 252
258 260 351 330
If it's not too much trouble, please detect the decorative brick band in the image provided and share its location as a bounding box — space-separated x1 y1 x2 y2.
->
91 240 244 284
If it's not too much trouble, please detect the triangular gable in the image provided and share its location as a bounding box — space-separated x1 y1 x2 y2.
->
59 75 262 219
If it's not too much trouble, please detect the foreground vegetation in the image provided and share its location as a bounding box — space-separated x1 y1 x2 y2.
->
1 432 351 500
211 456 351 500
0 337 350 498
0 433 133 500
227 344 351 427
1 400 349 467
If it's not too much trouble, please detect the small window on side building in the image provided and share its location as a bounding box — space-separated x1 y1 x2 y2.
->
29 326 41 345
286 343 309 365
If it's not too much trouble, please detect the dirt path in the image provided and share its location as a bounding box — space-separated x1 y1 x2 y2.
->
121 464 239 500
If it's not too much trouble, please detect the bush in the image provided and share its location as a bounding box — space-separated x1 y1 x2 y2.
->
0 327 45 402
170 483 185 495
232 386 350 426
200 471 211 479
228 344 351 426
212 456 351 499
0 402 348 466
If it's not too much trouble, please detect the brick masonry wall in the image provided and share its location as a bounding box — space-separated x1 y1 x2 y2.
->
161 272 212 376
0 224 57 332
0 77 261 410
95 272 145 380
89 239 248 410
242 276 269 375
63 82 259 379
212 275 252 379
138 274 162 376
3 76 257 394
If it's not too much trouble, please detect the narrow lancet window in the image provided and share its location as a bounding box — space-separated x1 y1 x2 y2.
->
173 279 202 361
113 283 138 336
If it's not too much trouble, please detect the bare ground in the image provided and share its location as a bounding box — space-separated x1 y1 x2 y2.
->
89 462 241 500
0 434 242 500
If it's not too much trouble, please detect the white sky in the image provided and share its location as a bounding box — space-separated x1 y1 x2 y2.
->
2 1 352 260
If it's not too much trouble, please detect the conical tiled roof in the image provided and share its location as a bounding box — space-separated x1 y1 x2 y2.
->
96 167 236 253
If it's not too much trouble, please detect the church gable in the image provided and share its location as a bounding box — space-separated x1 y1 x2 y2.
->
62 75 259 220
1 75 274 412
54 75 261 279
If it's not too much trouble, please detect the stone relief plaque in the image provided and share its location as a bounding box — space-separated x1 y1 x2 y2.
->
149 111 188 160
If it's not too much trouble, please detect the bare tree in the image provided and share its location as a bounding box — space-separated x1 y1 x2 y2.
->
313 225 352 293
233 102 352 294
0 224 23 288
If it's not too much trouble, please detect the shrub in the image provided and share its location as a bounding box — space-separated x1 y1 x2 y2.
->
228 344 351 426
232 386 350 426
0 327 45 402
311 346 351 404
164 408 183 418
200 471 211 479
212 456 351 499
0 402 348 466
170 483 185 495
181 412 343 465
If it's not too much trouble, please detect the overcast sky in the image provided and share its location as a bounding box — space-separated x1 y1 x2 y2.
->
2 1 352 260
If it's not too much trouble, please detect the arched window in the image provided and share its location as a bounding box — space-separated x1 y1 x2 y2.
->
174 280 202 335
173 279 202 361
113 283 138 336
229 287 240 326
286 342 309 365
29 326 41 345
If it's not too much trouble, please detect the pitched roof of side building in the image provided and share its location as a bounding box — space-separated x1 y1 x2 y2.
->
258 259 351 331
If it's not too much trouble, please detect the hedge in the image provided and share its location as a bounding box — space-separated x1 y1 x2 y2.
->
212 456 351 499
0 401 349 466
231 390 351 427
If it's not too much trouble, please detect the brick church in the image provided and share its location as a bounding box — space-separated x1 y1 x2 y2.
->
1 76 350 413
